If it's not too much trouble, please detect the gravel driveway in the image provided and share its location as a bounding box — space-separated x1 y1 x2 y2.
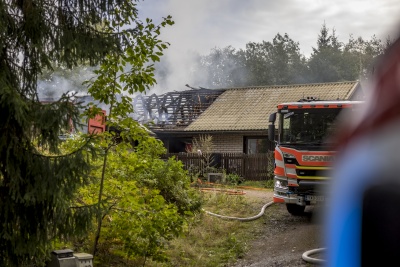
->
229 189 325 267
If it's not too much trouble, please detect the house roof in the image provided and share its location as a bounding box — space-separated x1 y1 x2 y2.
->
132 88 226 127
184 81 361 132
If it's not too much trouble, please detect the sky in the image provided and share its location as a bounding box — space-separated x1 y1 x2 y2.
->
38 0 400 98
136 0 400 94
138 0 400 56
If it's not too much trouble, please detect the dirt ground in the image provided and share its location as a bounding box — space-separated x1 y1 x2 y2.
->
229 189 325 267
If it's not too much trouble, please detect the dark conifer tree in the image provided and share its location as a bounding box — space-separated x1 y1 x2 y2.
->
0 1 159 265
308 23 344 82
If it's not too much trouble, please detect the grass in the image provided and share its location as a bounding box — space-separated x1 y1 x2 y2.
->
142 186 272 267
240 179 274 189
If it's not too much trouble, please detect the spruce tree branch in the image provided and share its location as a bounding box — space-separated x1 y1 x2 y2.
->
69 203 98 209
109 207 136 215
102 202 119 220
31 135 95 159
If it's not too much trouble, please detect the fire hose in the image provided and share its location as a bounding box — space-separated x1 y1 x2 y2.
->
204 202 326 264
302 248 325 264
203 201 274 221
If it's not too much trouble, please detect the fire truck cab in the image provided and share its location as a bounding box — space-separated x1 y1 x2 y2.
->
268 98 362 215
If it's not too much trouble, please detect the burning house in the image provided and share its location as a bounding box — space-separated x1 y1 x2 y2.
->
134 81 364 154
132 86 226 152
44 81 364 157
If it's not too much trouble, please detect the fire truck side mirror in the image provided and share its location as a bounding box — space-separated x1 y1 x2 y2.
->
268 124 275 142
268 113 276 142
268 112 276 123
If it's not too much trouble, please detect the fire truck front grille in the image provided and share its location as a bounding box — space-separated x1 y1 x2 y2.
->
296 168 329 178
296 169 317 176
293 180 328 194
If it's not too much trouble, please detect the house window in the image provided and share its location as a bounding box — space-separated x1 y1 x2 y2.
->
245 137 268 154
167 137 193 153
185 143 192 153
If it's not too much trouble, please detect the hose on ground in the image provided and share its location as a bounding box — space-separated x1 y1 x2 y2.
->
203 201 275 221
302 248 325 264
205 201 326 264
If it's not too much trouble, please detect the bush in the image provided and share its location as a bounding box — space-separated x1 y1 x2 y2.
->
135 157 203 214
225 173 244 185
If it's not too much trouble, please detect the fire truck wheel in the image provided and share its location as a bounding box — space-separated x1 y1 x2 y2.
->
286 204 306 216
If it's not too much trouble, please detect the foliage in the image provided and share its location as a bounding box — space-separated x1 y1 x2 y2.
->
188 134 217 177
190 23 388 88
190 134 215 155
225 173 244 186
0 1 154 265
71 0 176 260
245 33 309 85
63 124 202 265
134 156 203 215
307 23 390 83
243 41 273 86
266 151 275 180
59 0 203 264
308 23 346 82
199 46 248 88
264 179 274 188
198 35 293 87
343 34 387 80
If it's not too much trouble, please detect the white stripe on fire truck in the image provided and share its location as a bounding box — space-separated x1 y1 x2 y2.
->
286 167 296 175
275 159 285 168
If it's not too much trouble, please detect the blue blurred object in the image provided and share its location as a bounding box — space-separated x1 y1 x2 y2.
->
325 35 400 267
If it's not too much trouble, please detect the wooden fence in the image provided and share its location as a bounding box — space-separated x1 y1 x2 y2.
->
161 152 273 181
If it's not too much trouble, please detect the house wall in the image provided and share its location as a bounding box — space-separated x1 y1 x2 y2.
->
212 134 243 153
195 132 269 153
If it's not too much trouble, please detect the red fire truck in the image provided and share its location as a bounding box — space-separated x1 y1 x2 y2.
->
268 98 363 215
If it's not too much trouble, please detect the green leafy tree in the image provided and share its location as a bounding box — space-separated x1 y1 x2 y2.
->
64 127 200 265
343 35 387 80
195 28 386 89
244 41 274 86
268 33 309 85
81 9 174 258
0 1 155 265
200 46 248 88
73 2 202 264
241 34 308 86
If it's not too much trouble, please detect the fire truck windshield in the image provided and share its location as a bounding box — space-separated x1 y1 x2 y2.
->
279 108 341 144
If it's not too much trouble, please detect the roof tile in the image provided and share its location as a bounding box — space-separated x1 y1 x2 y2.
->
185 81 361 132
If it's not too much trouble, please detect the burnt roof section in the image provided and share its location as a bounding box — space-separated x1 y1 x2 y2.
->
132 87 226 128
